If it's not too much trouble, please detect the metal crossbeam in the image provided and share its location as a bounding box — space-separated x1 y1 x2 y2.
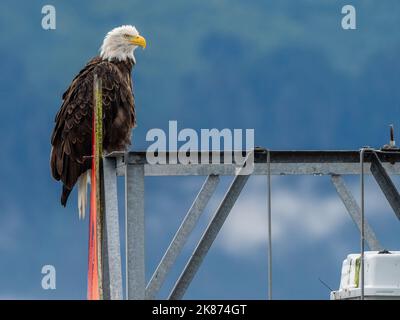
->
146 175 220 299
117 150 400 165
139 162 400 177
331 175 383 251
169 174 250 300
370 152 400 220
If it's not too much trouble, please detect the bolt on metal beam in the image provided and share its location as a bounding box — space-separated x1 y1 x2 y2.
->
168 174 250 300
370 151 400 220
125 163 145 299
331 175 383 251
146 175 220 299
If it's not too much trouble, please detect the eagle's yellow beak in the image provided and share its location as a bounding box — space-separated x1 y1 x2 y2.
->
130 35 146 49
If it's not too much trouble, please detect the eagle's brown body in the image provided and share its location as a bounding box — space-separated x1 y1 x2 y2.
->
50 56 136 206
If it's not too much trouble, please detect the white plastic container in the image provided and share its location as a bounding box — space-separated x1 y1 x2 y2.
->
331 251 400 300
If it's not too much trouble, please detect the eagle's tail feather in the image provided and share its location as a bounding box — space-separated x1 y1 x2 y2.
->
61 185 72 207
78 170 91 220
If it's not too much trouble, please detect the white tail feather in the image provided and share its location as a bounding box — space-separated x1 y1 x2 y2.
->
78 170 91 220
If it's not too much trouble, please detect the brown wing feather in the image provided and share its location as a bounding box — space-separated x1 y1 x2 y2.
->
50 57 135 206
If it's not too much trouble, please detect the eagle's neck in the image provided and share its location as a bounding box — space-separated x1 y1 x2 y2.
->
110 58 135 74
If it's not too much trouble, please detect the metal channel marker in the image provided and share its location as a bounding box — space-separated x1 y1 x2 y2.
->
100 131 400 299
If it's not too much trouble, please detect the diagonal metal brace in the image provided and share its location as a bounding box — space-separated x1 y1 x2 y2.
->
370 152 400 220
168 174 250 300
146 175 220 299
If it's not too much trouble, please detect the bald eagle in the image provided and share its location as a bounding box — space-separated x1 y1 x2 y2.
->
50 25 146 218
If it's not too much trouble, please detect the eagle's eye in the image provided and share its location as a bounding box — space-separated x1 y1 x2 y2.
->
123 34 131 39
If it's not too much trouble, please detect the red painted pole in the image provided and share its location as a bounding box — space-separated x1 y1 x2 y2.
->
88 76 100 300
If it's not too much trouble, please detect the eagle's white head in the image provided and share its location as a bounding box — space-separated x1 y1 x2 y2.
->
100 25 146 62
